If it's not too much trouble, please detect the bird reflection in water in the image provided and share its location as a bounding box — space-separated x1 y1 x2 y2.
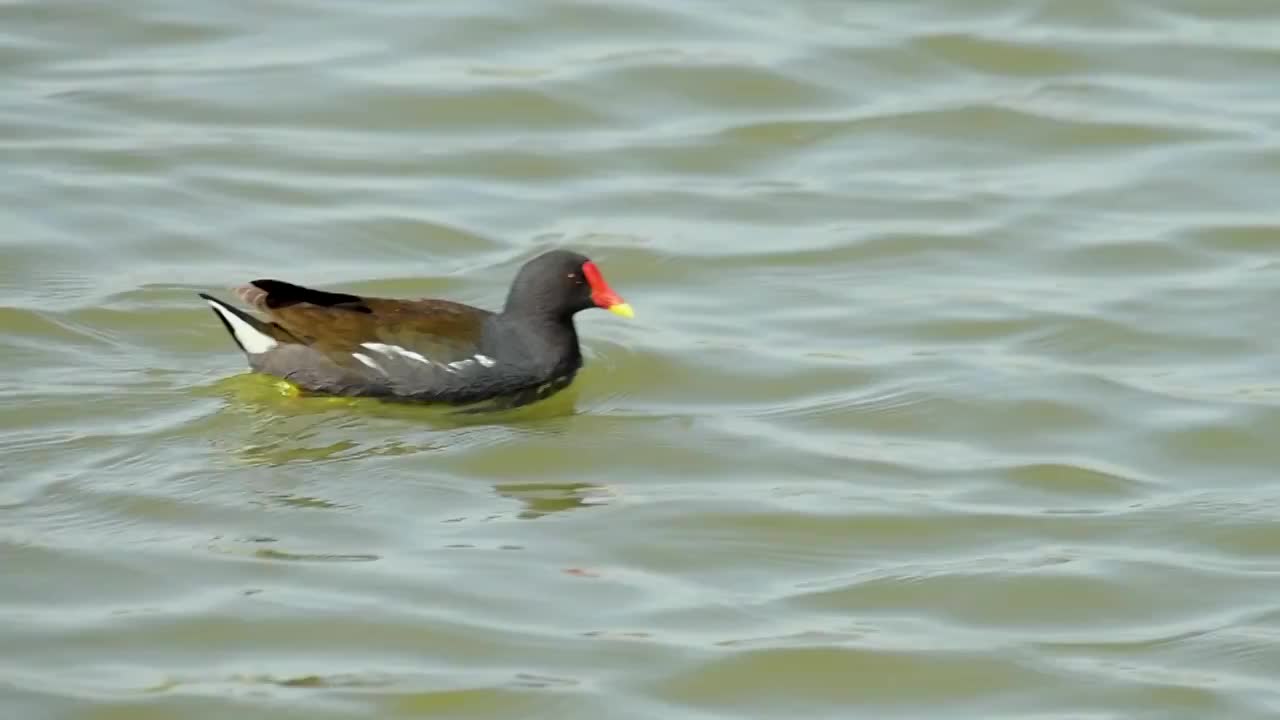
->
493 481 616 519
205 373 612 519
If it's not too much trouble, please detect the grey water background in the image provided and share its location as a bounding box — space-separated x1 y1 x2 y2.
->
4 1 1280 718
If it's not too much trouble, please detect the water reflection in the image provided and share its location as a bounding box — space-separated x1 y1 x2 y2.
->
203 373 584 470
493 481 616 519
207 536 380 563
257 492 348 511
205 372 583 426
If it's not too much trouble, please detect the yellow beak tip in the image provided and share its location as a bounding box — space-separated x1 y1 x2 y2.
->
608 303 635 319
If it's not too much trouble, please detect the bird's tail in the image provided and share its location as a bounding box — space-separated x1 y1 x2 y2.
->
198 293 298 355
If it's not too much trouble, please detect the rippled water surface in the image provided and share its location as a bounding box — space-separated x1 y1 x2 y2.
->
5 1 1280 718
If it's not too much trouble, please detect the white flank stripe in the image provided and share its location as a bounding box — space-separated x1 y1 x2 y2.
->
475 354 496 367
207 301 278 354
362 342 431 365
352 353 382 372
446 359 475 372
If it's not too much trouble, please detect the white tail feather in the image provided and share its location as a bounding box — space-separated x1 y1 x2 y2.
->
206 300 278 354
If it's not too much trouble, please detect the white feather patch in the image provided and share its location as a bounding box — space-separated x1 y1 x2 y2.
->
352 353 382 372
362 342 431 365
207 300 278 354
358 342 497 374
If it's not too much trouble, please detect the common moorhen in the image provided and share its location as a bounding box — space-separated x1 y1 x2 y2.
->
199 250 633 409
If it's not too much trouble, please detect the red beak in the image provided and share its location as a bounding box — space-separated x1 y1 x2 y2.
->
582 261 634 318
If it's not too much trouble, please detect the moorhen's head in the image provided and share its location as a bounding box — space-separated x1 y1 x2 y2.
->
502 250 633 322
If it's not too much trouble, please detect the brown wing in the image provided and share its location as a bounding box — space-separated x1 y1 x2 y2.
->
235 279 491 362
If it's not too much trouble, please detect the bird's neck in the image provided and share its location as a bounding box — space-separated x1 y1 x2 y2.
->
496 309 582 372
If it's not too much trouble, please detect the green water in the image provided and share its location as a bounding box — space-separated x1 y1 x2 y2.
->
4 1 1280 718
